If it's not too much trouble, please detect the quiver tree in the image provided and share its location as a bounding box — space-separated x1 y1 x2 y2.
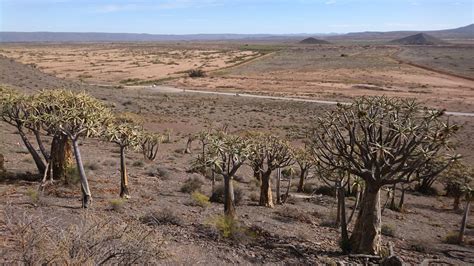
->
105 115 143 198
415 156 454 194
36 90 113 208
248 134 294 208
443 161 473 211
311 96 459 255
294 147 314 193
0 88 46 175
196 132 249 218
141 132 162 161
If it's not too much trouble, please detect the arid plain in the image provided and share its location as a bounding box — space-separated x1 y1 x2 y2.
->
1 40 473 264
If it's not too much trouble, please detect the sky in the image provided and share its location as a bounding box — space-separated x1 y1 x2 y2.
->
0 0 473 34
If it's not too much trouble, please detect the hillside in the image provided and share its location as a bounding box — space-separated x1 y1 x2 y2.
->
389 33 447 45
299 37 331 44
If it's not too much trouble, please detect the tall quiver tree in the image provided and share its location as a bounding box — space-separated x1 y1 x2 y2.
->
0 88 46 175
105 114 143 198
37 90 112 208
249 134 294 208
311 96 458 255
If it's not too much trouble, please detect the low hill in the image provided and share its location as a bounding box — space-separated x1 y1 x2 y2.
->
299 37 331 44
389 33 447 45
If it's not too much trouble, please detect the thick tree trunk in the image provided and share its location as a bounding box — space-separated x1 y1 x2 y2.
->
349 184 382 255
276 168 282 205
259 172 274 208
297 168 306 193
72 139 92 208
50 134 73 182
458 198 470 244
119 146 130 198
211 168 216 193
224 175 236 218
18 129 46 175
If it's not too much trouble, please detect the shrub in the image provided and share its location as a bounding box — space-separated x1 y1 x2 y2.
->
209 184 244 205
140 209 183 226
188 69 205 78
444 231 460 244
302 183 315 194
132 160 144 167
84 162 100 171
65 166 81 185
26 188 39 203
381 224 396 237
180 176 204 193
315 185 336 197
320 212 337 228
191 192 211 208
109 198 125 211
210 215 241 238
249 192 259 202
409 241 428 253
275 207 313 224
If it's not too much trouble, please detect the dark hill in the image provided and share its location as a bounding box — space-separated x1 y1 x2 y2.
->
389 33 448 45
299 37 331 44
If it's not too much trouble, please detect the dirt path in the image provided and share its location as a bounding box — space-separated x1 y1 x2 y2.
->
146 85 474 117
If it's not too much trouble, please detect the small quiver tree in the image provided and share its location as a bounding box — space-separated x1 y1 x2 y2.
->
141 132 162 161
36 90 113 208
105 115 143 198
248 134 294 208
311 96 459 255
294 146 314 193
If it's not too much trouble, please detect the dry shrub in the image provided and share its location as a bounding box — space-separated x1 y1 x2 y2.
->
140 208 183 226
191 192 211 208
209 184 244 205
1 207 166 264
275 207 314 224
180 176 204 193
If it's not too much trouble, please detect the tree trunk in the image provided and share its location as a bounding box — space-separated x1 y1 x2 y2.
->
389 184 396 210
336 181 341 227
398 186 405 211
34 130 50 162
184 137 192 154
211 167 216 193
346 176 352 196
119 146 130 199
282 170 292 203
454 196 461 211
349 184 382 255
259 172 274 208
224 175 236 218
276 168 282 205
18 129 46 175
458 197 470 244
72 139 92 208
50 134 73 182
339 186 349 245
347 188 360 225
297 168 306 193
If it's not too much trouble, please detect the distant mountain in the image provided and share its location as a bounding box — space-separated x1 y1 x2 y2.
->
299 37 331 44
0 32 337 43
328 24 474 41
389 33 447 45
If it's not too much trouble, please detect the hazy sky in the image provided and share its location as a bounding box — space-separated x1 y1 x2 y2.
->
1 0 473 34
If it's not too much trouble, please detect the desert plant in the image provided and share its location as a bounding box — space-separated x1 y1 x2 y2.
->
105 114 144 198
109 198 125 211
140 209 183 226
141 132 162 161
196 132 250 218
381 224 396 237
294 146 314 192
35 90 113 208
180 176 204 193
311 96 459 254
248 133 294 208
192 191 211 208
188 69 205 78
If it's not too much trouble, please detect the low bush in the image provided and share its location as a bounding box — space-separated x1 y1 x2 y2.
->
275 207 313 224
140 209 183 226
315 185 336 197
444 231 460 244
180 176 204 193
191 192 211 208
25 188 39 204
302 183 315 194
188 69 205 78
210 215 241 238
109 198 125 211
381 224 396 237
